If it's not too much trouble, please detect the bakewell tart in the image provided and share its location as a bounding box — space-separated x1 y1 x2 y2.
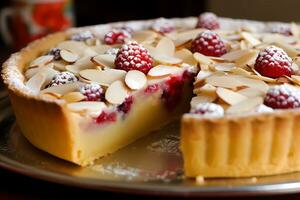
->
3 13 300 177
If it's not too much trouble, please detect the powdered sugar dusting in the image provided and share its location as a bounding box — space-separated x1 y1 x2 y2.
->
190 102 224 117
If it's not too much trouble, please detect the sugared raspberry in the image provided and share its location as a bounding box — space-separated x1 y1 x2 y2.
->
48 48 61 60
152 18 175 34
264 84 300 109
80 83 104 101
104 29 131 45
269 24 292 36
70 31 94 41
95 111 117 124
196 12 220 30
191 30 227 57
190 102 224 117
115 42 153 74
117 96 134 114
105 48 119 55
254 46 292 78
47 72 78 87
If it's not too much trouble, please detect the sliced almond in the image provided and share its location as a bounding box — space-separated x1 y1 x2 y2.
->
156 37 175 56
241 32 261 46
132 30 157 43
91 54 115 68
221 50 250 62
105 80 129 104
235 50 258 67
190 95 216 108
79 69 126 86
173 29 204 46
29 55 54 68
53 60 67 71
41 92 62 100
148 65 182 77
230 67 252 76
237 87 265 97
91 45 111 54
57 41 88 57
125 70 147 90
216 87 248 105
26 73 46 93
274 42 299 57
65 56 96 74
153 54 183 65
60 49 79 63
62 92 86 103
41 82 84 95
67 101 106 113
174 49 197 66
214 63 235 72
193 84 217 96
226 96 263 114
193 52 214 65
206 75 243 90
235 76 269 92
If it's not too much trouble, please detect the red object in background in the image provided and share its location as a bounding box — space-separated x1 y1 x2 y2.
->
0 0 74 50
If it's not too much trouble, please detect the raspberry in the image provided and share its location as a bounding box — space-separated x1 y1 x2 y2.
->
152 18 175 34
47 72 78 87
80 83 104 101
190 102 224 117
264 84 300 109
269 24 292 36
48 48 61 60
196 12 220 30
105 48 119 55
117 96 134 114
115 42 153 74
162 75 184 111
70 31 94 41
254 46 292 78
95 111 117 124
104 29 131 45
191 30 227 57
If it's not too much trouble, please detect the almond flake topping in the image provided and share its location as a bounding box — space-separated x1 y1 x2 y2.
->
105 80 129 104
125 70 147 90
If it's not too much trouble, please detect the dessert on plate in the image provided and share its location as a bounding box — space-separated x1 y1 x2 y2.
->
2 12 300 178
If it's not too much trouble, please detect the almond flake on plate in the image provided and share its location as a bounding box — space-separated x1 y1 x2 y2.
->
174 49 197 66
67 101 106 113
26 73 46 93
62 92 86 103
193 52 214 65
226 96 263 114
105 80 129 104
125 70 147 90
60 49 79 63
41 82 84 95
216 87 248 105
91 54 115 68
190 95 216 108
29 55 54 68
79 69 126 86
156 37 175 56
148 65 182 77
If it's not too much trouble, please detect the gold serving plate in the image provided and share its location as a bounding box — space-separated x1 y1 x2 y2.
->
2 95 300 197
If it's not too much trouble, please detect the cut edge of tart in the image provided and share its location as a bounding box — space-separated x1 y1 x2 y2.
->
3 16 300 178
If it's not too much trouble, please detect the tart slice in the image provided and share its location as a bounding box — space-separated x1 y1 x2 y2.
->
2 23 196 166
181 20 300 177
